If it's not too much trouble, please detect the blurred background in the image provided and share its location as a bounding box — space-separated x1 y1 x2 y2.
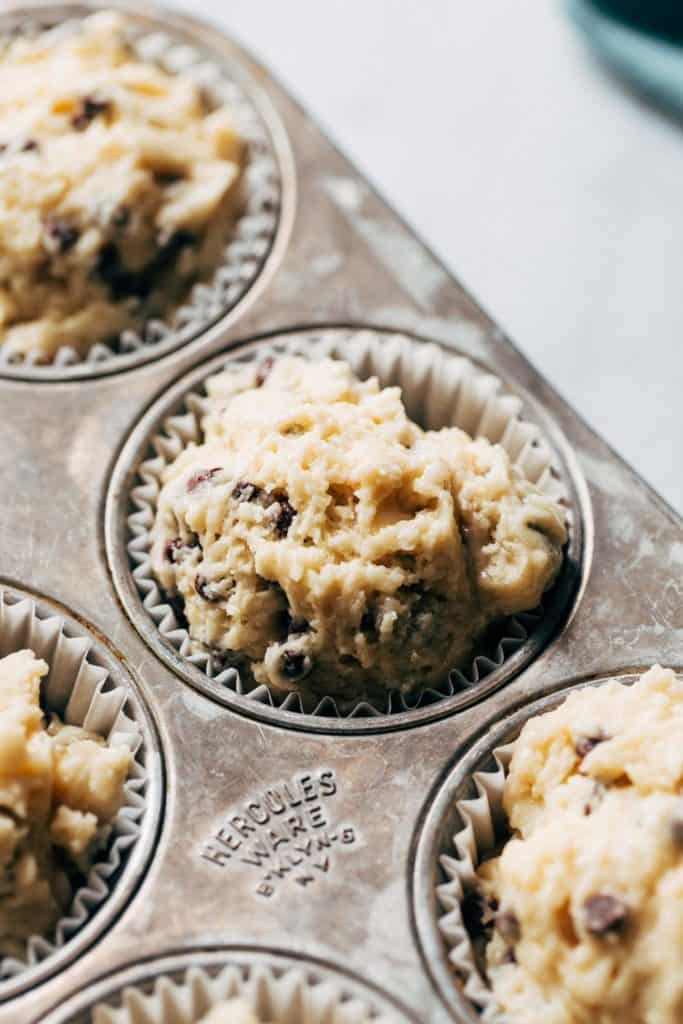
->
193 0 683 512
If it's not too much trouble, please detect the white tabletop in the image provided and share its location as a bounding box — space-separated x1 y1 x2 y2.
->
198 0 683 514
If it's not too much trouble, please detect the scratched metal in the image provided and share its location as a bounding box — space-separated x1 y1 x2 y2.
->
0 2 680 1023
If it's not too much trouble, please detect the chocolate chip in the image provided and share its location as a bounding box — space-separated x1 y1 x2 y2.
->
156 227 196 257
575 732 608 759
268 493 296 537
255 357 274 387
71 95 111 131
671 810 683 846
187 467 222 492
164 538 184 562
154 169 184 186
95 242 147 300
232 480 262 503
95 228 196 301
495 910 521 945
194 574 220 602
44 216 79 253
280 649 312 680
111 205 130 229
582 894 629 936
360 609 379 643
21 138 39 153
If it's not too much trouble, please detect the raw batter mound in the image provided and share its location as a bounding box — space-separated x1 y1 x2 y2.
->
0 649 131 958
150 356 566 704
0 11 244 361
476 665 683 1024
195 1001 263 1024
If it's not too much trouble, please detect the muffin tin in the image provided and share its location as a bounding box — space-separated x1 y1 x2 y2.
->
0 2 680 1022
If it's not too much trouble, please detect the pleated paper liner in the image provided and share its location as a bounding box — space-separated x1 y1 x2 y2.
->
431 674 676 1022
126 327 575 719
0 587 154 990
41 951 411 1024
0 6 280 378
435 741 514 1023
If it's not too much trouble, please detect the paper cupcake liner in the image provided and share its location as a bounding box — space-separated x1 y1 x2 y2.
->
435 743 515 1023
42 950 411 1024
433 674 662 1021
125 327 573 719
0 9 280 377
82 958 402 1024
0 587 149 983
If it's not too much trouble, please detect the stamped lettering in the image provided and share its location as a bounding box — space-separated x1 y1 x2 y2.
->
199 769 358 897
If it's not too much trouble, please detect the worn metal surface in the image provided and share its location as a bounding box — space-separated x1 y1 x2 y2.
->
0 2 680 1022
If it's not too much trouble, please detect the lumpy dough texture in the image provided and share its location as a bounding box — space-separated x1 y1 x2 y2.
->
150 356 566 704
477 665 683 1024
0 11 244 361
0 649 131 958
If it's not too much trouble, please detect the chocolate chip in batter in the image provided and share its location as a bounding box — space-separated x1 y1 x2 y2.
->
154 169 185 187
164 538 184 562
671 806 683 846
255 356 274 387
44 216 79 254
280 649 312 681
582 893 629 937
71 95 111 131
187 467 222 492
575 732 608 759
21 138 39 153
110 205 130 229
232 481 262 503
495 910 521 945
156 227 196 259
268 493 296 537
360 609 379 643
96 227 196 301
95 243 146 300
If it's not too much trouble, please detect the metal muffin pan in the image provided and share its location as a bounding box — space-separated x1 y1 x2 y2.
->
0 1 680 1021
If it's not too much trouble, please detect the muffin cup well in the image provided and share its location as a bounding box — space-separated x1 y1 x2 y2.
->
40 950 413 1024
0 587 157 993
429 673 678 1022
0 8 280 378
122 327 576 722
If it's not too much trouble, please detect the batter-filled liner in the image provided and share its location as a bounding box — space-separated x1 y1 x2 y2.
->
0 588 148 984
0 8 279 377
432 673 681 1022
125 328 573 718
74 957 404 1024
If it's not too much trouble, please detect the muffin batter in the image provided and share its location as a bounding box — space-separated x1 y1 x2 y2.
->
0 649 131 958
151 356 566 703
195 1001 262 1024
0 11 244 360
476 665 683 1024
